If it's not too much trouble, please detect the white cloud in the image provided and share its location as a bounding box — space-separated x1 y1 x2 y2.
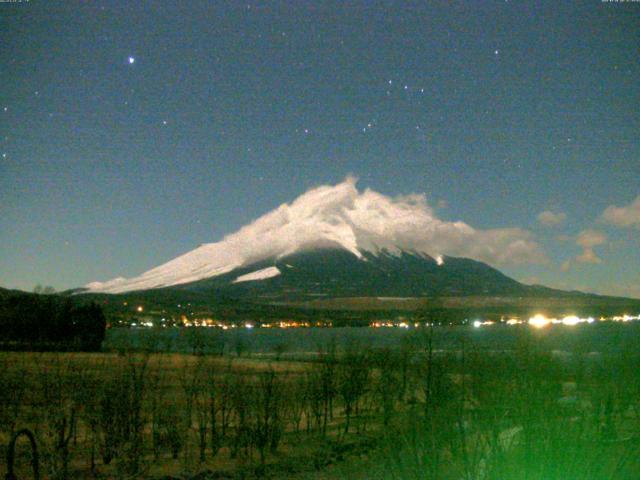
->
575 229 607 264
600 195 640 229
226 177 547 266
537 210 566 227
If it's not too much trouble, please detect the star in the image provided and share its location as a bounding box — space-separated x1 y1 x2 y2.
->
2 107 7 112
128 56 135 64
2 153 6 159
494 49 499 55
162 120 168 125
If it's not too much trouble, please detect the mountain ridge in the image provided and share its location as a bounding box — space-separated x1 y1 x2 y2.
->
76 247 636 306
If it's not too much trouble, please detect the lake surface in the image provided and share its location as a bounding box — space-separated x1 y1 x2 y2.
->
104 321 640 357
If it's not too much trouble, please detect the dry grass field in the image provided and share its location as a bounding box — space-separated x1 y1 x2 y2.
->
2 326 640 479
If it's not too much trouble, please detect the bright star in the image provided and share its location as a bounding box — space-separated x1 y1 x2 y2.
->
494 50 499 55
128 56 135 64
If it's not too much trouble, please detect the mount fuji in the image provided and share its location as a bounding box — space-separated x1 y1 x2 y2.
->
84 178 545 297
80 179 638 312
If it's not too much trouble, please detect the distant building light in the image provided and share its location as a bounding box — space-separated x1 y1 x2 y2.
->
529 314 550 328
561 315 581 326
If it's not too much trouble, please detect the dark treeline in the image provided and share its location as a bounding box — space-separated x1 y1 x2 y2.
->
0 291 106 351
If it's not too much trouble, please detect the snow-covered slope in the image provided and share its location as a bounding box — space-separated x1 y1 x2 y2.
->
232 266 281 284
85 178 544 294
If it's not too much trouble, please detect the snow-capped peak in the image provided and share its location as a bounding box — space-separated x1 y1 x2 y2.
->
85 177 543 293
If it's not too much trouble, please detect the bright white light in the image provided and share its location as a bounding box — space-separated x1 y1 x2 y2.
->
245 323 254 329
128 56 135 64
561 315 581 326
436 255 444 266
529 314 550 328
473 320 482 328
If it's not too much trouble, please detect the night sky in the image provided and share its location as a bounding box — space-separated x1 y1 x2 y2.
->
1 1 639 297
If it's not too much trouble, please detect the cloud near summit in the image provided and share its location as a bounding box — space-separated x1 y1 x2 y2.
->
223 178 546 267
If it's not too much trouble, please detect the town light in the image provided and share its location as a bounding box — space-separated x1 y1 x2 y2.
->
529 314 550 328
561 315 581 326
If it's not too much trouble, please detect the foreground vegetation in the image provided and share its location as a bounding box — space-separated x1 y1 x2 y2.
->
2 326 640 479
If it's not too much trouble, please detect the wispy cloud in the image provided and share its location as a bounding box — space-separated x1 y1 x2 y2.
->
537 210 566 227
560 229 607 271
575 229 607 264
600 195 640 229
